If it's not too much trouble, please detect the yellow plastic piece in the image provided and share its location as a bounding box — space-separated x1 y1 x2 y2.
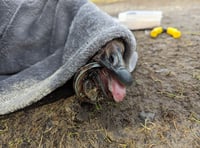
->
150 27 163 38
166 27 181 39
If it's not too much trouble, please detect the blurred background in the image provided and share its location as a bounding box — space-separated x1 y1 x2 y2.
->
91 0 200 16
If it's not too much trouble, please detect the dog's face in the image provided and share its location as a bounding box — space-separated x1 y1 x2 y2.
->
74 39 133 102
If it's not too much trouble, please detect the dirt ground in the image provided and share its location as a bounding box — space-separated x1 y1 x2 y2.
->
0 0 199 147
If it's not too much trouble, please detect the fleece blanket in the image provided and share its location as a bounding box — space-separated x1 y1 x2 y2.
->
0 0 137 115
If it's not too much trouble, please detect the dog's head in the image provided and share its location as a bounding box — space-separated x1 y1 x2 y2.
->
73 39 133 102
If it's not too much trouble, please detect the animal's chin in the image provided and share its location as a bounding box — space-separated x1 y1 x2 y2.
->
98 68 126 102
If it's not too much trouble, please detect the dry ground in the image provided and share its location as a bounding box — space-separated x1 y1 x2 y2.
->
0 0 199 147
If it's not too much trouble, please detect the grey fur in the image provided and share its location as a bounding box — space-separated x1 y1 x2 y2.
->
0 0 137 115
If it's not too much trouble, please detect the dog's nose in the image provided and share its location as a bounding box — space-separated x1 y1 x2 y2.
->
112 67 133 86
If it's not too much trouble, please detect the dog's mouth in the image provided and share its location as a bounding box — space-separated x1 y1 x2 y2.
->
98 68 126 102
73 62 127 103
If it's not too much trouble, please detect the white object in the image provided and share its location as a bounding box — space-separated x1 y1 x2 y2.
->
118 11 163 30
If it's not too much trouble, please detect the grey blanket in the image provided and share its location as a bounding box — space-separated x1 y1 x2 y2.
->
0 0 137 115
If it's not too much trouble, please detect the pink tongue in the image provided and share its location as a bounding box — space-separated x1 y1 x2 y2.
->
108 77 126 102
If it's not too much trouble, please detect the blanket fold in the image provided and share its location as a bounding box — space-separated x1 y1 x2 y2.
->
0 0 137 115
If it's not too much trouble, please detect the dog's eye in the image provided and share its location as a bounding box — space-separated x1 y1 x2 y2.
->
109 55 114 63
109 54 118 66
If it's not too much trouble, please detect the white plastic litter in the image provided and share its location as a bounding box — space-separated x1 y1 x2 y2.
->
118 11 163 30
